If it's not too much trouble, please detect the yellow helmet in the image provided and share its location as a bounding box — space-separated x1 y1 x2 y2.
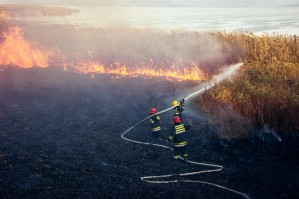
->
172 100 179 106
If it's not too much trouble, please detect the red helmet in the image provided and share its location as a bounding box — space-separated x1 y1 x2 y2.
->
173 116 181 123
150 107 157 114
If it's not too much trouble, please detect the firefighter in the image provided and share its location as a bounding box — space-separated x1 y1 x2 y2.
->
168 116 191 163
172 98 185 122
149 107 163 140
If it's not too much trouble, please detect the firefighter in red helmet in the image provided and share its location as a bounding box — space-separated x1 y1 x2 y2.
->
168 115 191 163
149 107 163 140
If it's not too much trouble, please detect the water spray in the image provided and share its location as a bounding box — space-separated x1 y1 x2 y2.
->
185 63 243 100
121 63 250 199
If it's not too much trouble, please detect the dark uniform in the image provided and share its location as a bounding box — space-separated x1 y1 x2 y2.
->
149 114 162 139
168 119 191 162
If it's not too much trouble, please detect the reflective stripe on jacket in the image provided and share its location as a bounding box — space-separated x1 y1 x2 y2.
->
169 123 191 147
175 124 185 134
174 141 187 147
151 126 161 132
173 124 186 146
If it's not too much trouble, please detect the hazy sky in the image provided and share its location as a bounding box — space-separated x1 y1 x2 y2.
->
0 0 298 6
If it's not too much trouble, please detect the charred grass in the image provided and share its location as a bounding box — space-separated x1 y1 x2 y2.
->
0 68 298 199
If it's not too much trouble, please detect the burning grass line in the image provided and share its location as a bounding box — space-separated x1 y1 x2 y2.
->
1 26 208 81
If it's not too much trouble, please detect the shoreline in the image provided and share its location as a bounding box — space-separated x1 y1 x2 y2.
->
0 4 79 18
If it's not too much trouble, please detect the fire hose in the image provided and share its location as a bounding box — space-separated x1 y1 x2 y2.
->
121 63 251 199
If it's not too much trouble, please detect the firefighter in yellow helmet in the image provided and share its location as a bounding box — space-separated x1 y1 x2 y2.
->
172 98 185 122
149 107 163 140
168 116 191 163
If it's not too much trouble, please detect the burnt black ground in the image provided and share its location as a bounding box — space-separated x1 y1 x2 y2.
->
0 67 298 199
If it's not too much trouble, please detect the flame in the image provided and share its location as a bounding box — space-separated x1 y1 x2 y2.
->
0 26 207 81
71 59 206 81
0 27 51 68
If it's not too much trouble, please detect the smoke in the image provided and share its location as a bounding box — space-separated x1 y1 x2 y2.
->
0 3 234 76
1 3 231 73
21 23 228 73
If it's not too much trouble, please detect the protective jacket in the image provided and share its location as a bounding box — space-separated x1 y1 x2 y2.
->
149 114 161 132
169 123 191 147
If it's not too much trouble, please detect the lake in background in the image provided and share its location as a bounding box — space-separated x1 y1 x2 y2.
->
25 6 299 35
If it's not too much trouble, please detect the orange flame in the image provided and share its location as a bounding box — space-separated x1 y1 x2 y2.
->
0 27 51 68
71 59 206 81
0 26 207 81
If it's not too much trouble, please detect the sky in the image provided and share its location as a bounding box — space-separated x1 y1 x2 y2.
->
0 0 298 7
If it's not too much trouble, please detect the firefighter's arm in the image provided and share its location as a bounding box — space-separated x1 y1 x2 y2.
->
180 105 185 111
156 115 161 121
152 115 160 122
180 99 185 109
168 126 175 142
168 136 173 142
179 102 185 111
149 118 154 124
180 98 185 105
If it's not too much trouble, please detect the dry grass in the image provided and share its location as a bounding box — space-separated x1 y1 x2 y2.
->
198 32 299 137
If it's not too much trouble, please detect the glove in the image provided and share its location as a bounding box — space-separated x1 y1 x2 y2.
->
180 98 185 105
